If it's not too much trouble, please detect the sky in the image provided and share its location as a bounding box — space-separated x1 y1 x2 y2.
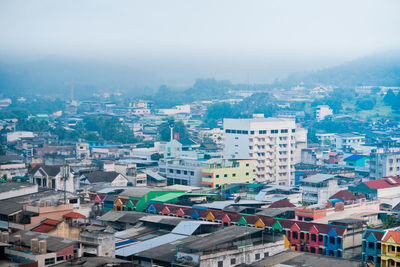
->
0 0 399 85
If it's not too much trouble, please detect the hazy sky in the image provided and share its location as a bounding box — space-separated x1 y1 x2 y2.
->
1 0 399 85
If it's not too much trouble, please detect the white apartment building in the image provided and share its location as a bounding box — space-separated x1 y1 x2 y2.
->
334 133 366 153
314 105 333 121
370 147 400 180
300 174 339 205
223 117 296 185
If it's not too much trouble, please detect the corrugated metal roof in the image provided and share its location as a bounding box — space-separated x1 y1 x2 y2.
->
171 221 214 235
151 192 186 203
142 169 166 181
301 174 335 183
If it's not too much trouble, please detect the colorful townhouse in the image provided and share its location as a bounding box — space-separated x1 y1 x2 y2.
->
362 229 384 267
201 159 256 189
144 202 362 259
362 228 400 267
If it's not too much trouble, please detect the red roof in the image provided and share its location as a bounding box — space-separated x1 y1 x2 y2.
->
269 199 296 208
329 190 357 201
42 219 61 226
63 211 86 219
364 178 400 189
32 224 56 233
383 231 400 243
31 218 61 233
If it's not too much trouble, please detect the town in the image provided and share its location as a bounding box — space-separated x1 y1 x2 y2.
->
0 82 400 267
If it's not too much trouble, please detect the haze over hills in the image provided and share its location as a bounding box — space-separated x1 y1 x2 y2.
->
0 50 399 99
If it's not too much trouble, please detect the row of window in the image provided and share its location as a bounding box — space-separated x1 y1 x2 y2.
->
225 129 295 135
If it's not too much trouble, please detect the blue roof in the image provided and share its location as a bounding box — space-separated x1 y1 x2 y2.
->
344 154 367 162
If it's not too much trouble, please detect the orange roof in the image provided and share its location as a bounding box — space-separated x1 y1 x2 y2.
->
32 224 56 233
383 231 400 243
63 211 86 219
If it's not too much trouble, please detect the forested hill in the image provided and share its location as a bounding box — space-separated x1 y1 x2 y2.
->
275 50 400 88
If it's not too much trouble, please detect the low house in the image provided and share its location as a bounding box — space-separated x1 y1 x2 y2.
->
29 165 75 192
80 171 128 187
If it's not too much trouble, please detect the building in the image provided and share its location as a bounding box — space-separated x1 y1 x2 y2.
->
201 159 256 189
158 158 215 187
344 154 368 167
334 133 366 153
361 227 400 267
349 177 400 206
164 138 200 159
370 147 400 180
300 174 339 205
198 128 224 147
76 142 90 159
29 165 75 192
315 105 333 121
4 231 81 267
316 133 335 145
80 171 129 187
223 116 296 185
361 229 384 267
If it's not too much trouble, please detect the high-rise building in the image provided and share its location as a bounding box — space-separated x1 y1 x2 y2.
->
223 116 296 185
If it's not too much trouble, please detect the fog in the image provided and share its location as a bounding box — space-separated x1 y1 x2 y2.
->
0 0 399 85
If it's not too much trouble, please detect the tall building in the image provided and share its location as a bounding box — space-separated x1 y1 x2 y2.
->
223 116 296 185
370 147 400 180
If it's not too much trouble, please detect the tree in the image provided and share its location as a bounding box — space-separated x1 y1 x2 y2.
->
158 119 190 141
307 128 319 143
383 89 396 106
151 153 163 161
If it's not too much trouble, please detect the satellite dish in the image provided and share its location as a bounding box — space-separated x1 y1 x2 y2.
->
234 196 241 203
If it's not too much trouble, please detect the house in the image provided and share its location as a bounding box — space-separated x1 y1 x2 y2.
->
329 189 365 204
300 174 340 204
4 231 81 267
80 171 128 187
344 154 368 167
348 177 400 201
164 138 200 159
361 229 385 267
29 165 75 192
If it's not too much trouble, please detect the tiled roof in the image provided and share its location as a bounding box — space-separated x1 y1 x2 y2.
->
31 218 61 233
84 171 123 183
42 219 61 226
269 199 296 208
364 178 400 189
383 231 400 243
329 190 357 201
63 211 86 219
364 230 385 241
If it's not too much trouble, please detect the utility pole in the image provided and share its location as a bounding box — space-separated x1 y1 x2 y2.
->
61 166 70 204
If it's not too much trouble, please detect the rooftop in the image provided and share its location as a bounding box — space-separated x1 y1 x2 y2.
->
253 250 362 267
300 174 335 184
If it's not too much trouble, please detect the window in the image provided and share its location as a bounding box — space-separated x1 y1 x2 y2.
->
281 129 288 133
231 130 237 134
243 130 248 134
190 171 194 176
224 174 228 177
337 237 342 246
216 175 219 178
271 130 278 134
292 232 298 239
264 252 269 257
218 261 223 267
169 169 173 173
69 198 78 204
246 172 249 176
255 253 260 260
51 179 56 189
57 256 64 262
45 258 55 265
183 170 188 175
329 236 335 244
231 258 236 265
176 170 181 174
311 234 316 242
225 129 231 133
292 129 296 133
250 131 254 134
232 173 236 177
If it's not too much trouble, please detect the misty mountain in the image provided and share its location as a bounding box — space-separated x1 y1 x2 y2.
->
276 50 400 88
0 59 161 98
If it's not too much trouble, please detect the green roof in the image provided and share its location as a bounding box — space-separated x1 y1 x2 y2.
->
151 192 186 203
